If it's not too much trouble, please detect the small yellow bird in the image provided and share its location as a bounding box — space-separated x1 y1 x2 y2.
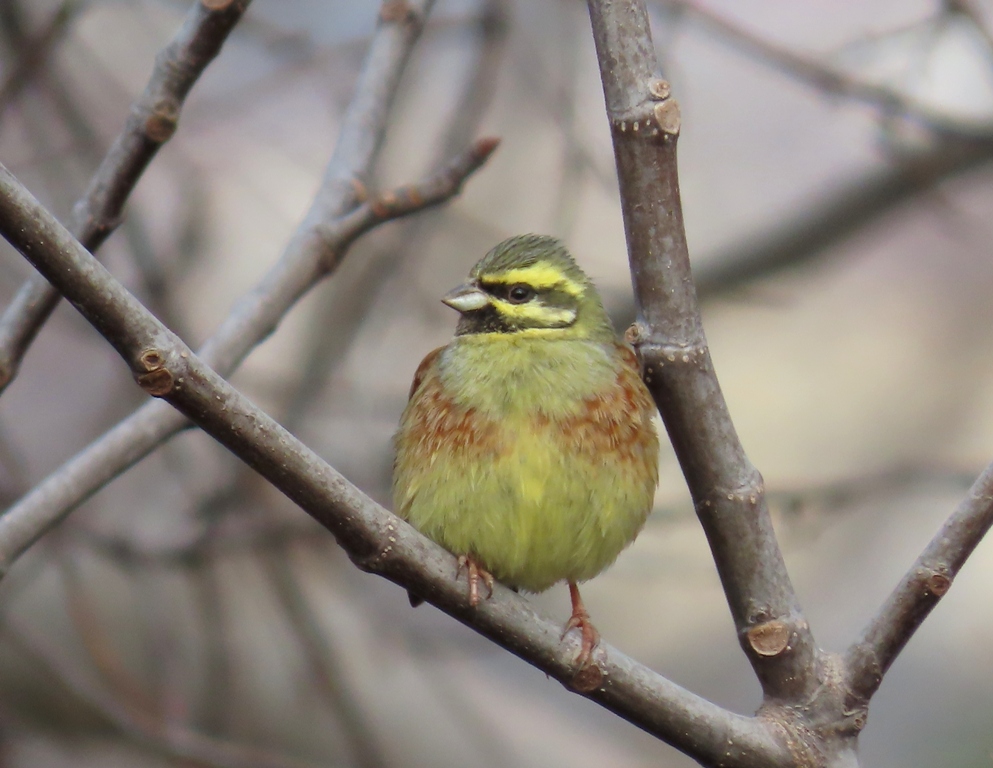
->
393 235 659 664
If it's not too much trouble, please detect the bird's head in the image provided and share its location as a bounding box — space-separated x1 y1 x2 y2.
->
442 235 615 341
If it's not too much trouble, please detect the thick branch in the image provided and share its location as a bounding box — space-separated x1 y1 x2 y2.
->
844 461 993 701
587 0 819 705
0 134 493 571
0 0 252 393
0 162 791 768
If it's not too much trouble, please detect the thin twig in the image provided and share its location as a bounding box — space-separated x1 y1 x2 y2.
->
0 158 789 768
0 0 82 116
659 0 993 140
262 546 390 768
945 0 993 56
586 0 818 707
58 553 159 715
693 136 993 296
0 135 494 573
1 617 324 768
0 0 252 393
0 1 439 565
844 462 993 702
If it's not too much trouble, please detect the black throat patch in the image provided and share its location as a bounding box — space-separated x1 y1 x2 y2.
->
454 305 517 336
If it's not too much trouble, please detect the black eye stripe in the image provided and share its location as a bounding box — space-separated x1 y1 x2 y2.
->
480 281 537 303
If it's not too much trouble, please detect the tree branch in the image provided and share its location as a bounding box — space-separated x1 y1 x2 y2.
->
586 0 819 706
0 133 494 573
659 0 993 140
2 617 324 768
0 0 82 115
0 160 791 768
693 137 993 296
0 0 252 393
0 0 440 570
844 461 993 702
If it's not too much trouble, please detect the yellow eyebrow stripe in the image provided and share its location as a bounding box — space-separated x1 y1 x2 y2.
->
490 265 584 296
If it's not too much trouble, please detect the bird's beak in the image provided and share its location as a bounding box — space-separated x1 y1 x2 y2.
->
442 282 489 313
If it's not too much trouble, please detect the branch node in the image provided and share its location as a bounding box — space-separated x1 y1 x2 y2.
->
135 348 175 396
638 341 709 367
923 567 952 597
566 661 605 693
136 368 175 397
653 99 681 136
139 349 165 371
648 78 671 100
143 101 180 144
613 116 661 139
747 620 791 657
623 322 644 345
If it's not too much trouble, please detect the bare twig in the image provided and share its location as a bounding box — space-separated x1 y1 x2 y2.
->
262 548 389 768
0 0 82 115
945 0 993 55
0 132 494 574
2 618 324 768
844 462 993 701
0 159 790 768
659 0 993 140
0 0 252 393
58 554 158 715
693 136 993 296
586 0 818 707
0 0 439 567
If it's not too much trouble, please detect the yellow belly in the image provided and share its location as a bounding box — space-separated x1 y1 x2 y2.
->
394 414 656 593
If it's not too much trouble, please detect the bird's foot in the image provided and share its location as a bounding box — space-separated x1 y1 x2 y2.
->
456 554 494 606
563 581 601 668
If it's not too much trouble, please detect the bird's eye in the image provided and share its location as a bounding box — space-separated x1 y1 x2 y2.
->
506 284 535 304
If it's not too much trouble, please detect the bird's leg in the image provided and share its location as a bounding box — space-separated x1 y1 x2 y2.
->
456 554 494 606
563 581 600 667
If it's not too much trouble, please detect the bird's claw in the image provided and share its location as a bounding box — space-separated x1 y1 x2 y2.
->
564 582 601 668
457 555 494 606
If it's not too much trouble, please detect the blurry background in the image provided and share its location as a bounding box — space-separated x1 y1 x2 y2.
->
0 0 992 766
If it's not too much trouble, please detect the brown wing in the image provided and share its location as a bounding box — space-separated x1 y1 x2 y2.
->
552 341 658 467
408 346 445 400
613 341 642 379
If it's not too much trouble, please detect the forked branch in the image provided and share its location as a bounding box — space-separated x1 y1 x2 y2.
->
586 0 818 705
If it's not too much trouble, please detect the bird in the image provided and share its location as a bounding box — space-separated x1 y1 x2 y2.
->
392 234 660 666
